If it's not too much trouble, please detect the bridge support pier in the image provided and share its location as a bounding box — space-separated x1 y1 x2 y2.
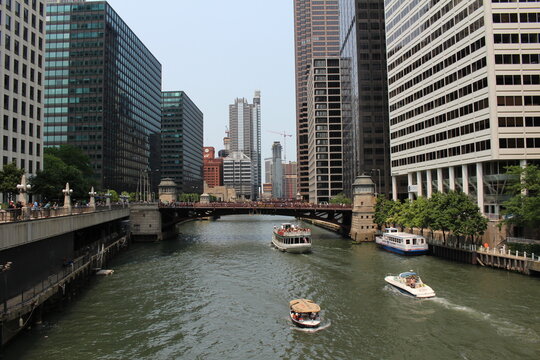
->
130 203 163 242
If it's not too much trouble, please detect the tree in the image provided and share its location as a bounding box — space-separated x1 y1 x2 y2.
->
427 192 453 243
409 196 431 235
445 191 488 244
46 145 94 178
374 196 401 228
502 164 540 228
30 152 93 202
329 193 352 205
107 189 119 202
0 163 25 202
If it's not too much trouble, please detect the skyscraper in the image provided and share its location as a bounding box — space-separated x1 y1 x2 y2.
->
385 0 540 216
228 92 261 199
271 141 283 198
294 0 340 200
203 146 223 188
44 0 162 192
223 151 253 200
0 0 46 181
283 161 298 200
339 0 390 198
307 57 343 204
161 91 204 194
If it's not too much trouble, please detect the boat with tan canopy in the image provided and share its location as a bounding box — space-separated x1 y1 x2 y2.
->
289 299 321 328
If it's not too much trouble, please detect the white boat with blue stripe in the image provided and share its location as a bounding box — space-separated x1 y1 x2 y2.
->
375 228 428 255
385 271 436 298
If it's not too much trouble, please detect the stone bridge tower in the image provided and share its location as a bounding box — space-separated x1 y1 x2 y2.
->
350 174 377 242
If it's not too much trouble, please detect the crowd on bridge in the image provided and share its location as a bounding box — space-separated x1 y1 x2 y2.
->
158 200 352 209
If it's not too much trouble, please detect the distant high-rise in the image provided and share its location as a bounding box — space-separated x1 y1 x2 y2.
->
161 91 204 194
223 151 253 200
271 142 283 198
385 0 540 216
294 0 340 200
0 0 46 185
339 0 390 197
229 92 261 199
44 1 162 192
283 161 298 200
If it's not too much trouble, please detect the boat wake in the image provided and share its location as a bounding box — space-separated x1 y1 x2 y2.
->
431 297 539 343
291 320 331 333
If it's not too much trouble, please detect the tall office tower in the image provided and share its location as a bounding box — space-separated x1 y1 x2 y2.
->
44 1 162 192
223 151 253 200
161 91 204 194
283 161 298 200
294 0 340 201
203 147 223 188
264 157 273 183
271 141 283 198
385 0 540 216
228 91 261 199
0 1 46 186
307 58 343 204
339 0 390 198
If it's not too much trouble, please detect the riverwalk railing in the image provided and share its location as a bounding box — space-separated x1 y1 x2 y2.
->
0 204 125 223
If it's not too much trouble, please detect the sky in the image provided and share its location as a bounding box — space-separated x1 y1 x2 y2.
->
106 0 298 162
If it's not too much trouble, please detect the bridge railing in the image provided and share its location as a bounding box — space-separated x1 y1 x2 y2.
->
159 201 352 210
0 204 122 223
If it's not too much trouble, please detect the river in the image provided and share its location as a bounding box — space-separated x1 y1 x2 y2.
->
2 215 539 359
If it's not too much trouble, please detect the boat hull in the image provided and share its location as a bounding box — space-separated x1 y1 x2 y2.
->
378 243 429 256
272 233 311 254
384 276 436 298
290 314 320 328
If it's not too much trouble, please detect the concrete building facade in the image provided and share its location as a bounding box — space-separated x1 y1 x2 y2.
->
294 0 340 200
307 57 344 204
223 151 253 200
0 0 46 184
203 146 223 188
271 141 283 198
385 0 540 216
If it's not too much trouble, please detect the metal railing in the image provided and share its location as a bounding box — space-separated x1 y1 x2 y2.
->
0 204 124 223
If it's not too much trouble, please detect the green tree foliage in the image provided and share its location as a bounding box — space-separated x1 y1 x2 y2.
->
440 191 487 244
107 189 119 202
329 193 352 205
502 164 540 228
0 163 25 200
30 148 95 201
178 193 200 202
374 195 401 228
409 196 431 234
46 145 94 178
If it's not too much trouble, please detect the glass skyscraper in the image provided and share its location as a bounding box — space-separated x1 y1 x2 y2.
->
44 1 162 192
161 91 203 194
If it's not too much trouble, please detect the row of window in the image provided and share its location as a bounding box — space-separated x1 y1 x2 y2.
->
2 135 41 156
498 116 540 127
389 37 485 95
3 94 41 120
3 14 43 47
493 13 540 23
497 95 540 106
3 70 41 98
391 97 490 139
388 1 483 70
392 140 491 168
3 114 40 136
2 156 40 173
496 74 540 85
388 0 480 60
386 0 433 33
494 33 540 43
495 53 540 64
500 138 540 148
492 0 540 2
391 119 490 154
390 58 486 111
389 19 484 85
391 78 488 125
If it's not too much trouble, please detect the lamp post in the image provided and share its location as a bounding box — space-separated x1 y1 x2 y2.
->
371 169 381 196
104 190 112 210
119 194 128 208
88 187 97 210
1 261 12 313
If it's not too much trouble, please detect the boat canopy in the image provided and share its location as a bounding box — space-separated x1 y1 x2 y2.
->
289 299 320 313
399 272 417 277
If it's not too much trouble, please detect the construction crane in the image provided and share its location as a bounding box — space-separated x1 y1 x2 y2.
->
267 130 293 162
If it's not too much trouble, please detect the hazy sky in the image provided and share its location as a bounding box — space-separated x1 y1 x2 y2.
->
106 0 297 162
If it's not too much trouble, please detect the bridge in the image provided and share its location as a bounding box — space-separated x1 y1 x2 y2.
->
127 202 353 241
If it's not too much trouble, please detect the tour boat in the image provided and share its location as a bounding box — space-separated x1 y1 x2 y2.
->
375 228 429 255
272 223 312 253
385 271 436 298
289 299 321 328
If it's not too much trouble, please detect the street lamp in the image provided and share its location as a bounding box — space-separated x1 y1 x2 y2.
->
371 169 382 195
89 187 97 209
119 194 128 208
62 183 74 212
16 175 32 205
1 261 12 313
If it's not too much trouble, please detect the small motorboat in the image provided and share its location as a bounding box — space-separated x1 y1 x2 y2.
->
289 299 321 328
384 271 436 298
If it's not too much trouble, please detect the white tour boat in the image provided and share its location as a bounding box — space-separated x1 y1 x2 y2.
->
385 271 436 298
272 223 312 253
289 299 321 328
375 228 428 255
